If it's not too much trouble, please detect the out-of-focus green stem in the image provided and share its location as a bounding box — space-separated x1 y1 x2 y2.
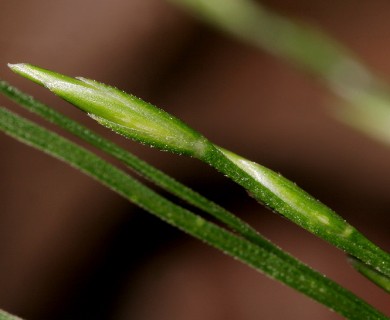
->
171 0 390 144
334 88 390 146
0 310 23 320
170 0 371 86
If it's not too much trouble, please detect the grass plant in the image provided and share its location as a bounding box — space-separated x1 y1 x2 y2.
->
1 1 389 318
0 64 389 319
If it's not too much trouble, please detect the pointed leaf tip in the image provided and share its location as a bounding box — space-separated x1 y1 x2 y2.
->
8 63 30 79
8 63 61 87
10 63 211 157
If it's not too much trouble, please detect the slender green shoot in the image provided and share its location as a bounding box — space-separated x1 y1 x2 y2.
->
349 257 390 294
0 79 269 252
10 63 390 279
206 147 390 279
0 106 387 319
6 78 390 316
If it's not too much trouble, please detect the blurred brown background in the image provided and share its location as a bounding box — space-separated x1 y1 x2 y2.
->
0 0 389 319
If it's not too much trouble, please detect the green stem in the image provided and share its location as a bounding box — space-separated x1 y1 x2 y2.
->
171 0 390 279
172 0 390 146
171 0 368 85
349 257 390 294
201 145 390 278
7 64 390 281
0 106 387 319
170 0 382 103
1 80 364 303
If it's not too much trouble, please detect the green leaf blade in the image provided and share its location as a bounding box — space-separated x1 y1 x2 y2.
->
0 79 272 255
349 257 390 294
9 63 390 280
212 147 390 278
9 63 210 158
0 106 387 319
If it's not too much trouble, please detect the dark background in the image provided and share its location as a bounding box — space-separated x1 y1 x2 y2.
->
0 0 389 319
